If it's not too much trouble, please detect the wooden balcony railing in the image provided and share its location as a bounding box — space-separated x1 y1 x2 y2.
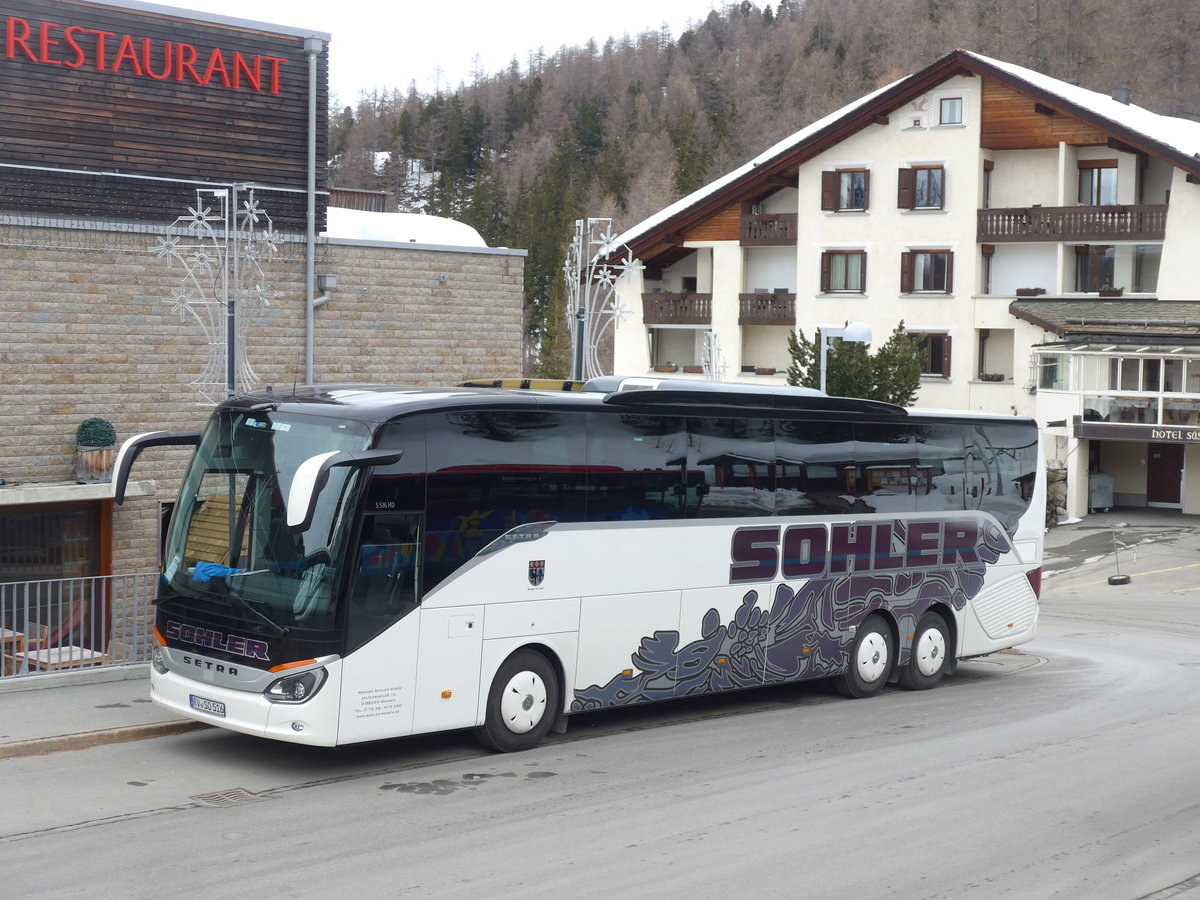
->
738 293 796 325
642 293 712 325
740 213 798 246
978 204 1167 243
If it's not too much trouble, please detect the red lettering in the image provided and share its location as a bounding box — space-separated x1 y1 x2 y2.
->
175 42 199 84
85 28 115 70
62 25 85 67
38 21 61 64
140 37 172 80
111 33 143 76
202 47 231 88
7 16 37 62
263 55 286 94
232 51 260 92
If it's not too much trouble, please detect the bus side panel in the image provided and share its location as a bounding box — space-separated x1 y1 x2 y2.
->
960 560 1040 655
411 605 485 734
336 612 420 745
572 591 682 711
674 584 771 698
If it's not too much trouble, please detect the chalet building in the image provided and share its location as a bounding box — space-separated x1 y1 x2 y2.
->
608 49 1200 519
0 0 523 668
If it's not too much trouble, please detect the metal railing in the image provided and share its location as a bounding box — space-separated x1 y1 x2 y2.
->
1 573 159 678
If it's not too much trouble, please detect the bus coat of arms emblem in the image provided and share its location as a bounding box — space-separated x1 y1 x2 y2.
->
528 559 545 586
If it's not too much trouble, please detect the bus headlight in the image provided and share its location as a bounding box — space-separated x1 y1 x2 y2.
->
264 668 327 703
151 645 169 675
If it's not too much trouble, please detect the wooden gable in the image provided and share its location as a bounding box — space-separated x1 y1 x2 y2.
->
981 78 1109 150
683 203 743 242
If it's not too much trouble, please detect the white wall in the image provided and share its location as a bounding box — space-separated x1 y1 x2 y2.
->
992 243 1057 296
744 247 797 293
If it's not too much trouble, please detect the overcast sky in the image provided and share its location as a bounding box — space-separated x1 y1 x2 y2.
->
192 0 715 104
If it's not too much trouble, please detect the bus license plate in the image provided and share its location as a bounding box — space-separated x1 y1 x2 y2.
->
189 694 226 718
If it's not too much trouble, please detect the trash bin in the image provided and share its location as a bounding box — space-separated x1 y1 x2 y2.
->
1088 473 1113 513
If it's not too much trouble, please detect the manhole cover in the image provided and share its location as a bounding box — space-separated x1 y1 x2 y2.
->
191 787 267 808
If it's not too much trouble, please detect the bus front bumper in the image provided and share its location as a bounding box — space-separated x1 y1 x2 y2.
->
150 661 342 747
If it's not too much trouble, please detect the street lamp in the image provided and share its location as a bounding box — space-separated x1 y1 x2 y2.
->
819 322 873 394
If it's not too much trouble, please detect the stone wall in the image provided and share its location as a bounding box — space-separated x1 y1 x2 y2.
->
0 223 526 576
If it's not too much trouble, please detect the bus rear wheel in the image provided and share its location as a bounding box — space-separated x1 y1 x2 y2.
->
475 650 560 752
835 614 894 698
899 612 950 691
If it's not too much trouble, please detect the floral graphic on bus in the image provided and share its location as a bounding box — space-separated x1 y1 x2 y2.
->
571 516 1011 711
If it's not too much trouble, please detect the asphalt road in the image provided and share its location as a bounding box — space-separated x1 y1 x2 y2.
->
3 513 1200 899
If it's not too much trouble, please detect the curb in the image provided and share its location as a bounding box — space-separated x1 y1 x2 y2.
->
0 720 211 760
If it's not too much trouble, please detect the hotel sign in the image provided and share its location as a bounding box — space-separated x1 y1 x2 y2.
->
1074 418 1200 443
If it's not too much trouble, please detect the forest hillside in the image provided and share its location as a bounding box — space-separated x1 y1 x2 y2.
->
327 0 1199 375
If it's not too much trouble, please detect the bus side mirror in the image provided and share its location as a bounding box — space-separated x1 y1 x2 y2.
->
286 449 403 531
113 430 203 504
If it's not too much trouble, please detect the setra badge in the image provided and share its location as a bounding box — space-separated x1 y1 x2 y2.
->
528 559 545 586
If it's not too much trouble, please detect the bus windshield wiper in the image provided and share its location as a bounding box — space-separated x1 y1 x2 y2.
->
219 586 290 637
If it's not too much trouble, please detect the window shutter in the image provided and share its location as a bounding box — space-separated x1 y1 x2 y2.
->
897 168 914 209
941 335 953 377
937 167 946 209
859 252 867 293
820 252 832 292
945 252 954 293
900 251 914 293
821 171 837 210
861 171 871 210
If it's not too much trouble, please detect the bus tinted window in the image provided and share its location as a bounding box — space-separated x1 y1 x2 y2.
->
687 417 774 518
852 424 917 515
914 422 970 514
775 419 856 516
964 422 1039 532
424 410 587 591
585 413 686 520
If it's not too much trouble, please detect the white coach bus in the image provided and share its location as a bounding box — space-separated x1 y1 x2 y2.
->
115 378 1044 752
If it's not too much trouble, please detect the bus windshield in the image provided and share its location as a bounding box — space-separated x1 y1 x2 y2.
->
161 409 372 627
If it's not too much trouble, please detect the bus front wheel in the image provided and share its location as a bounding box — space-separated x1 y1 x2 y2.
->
898 612 950 691
475 650 560 752
835 614 894 699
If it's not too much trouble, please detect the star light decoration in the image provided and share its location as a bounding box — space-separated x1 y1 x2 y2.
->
152 188 278 403
563 218 642 381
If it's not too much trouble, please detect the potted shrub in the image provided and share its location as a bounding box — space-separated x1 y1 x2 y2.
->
1098 284 1124 297
979 373 1005 382
75 417 117 483
754 366 777 376
653 362 679 373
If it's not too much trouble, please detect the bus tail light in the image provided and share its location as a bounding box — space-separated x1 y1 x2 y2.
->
1026 567 1043 599
265 667 328 703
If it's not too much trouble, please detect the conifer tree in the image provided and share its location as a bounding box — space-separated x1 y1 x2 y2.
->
786 321 923 405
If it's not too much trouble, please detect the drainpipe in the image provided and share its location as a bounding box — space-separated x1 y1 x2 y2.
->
303 36 324 385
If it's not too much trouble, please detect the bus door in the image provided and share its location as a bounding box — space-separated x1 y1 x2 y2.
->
336 511 423 744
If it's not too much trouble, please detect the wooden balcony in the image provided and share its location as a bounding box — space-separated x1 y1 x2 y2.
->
978 204 1167 243
740 213 798 246
738 293 796 326
642 293 712 325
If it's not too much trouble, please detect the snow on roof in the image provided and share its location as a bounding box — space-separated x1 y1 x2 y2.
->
609 49 1200 254
608 76 904 252
324 207 487 248
964 50 1200 160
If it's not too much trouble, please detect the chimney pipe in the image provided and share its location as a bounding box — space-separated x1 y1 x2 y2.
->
1112 85 1132 105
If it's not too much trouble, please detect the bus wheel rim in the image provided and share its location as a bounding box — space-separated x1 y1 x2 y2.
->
500 670 547 734
915 628 947 677
857 632 889 683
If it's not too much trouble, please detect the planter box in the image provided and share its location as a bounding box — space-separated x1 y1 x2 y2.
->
1099 289 1124 297
1015 288 1045 297
653 366 678 373
75 445 115 483
682 366 703 374
754 367 777 376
